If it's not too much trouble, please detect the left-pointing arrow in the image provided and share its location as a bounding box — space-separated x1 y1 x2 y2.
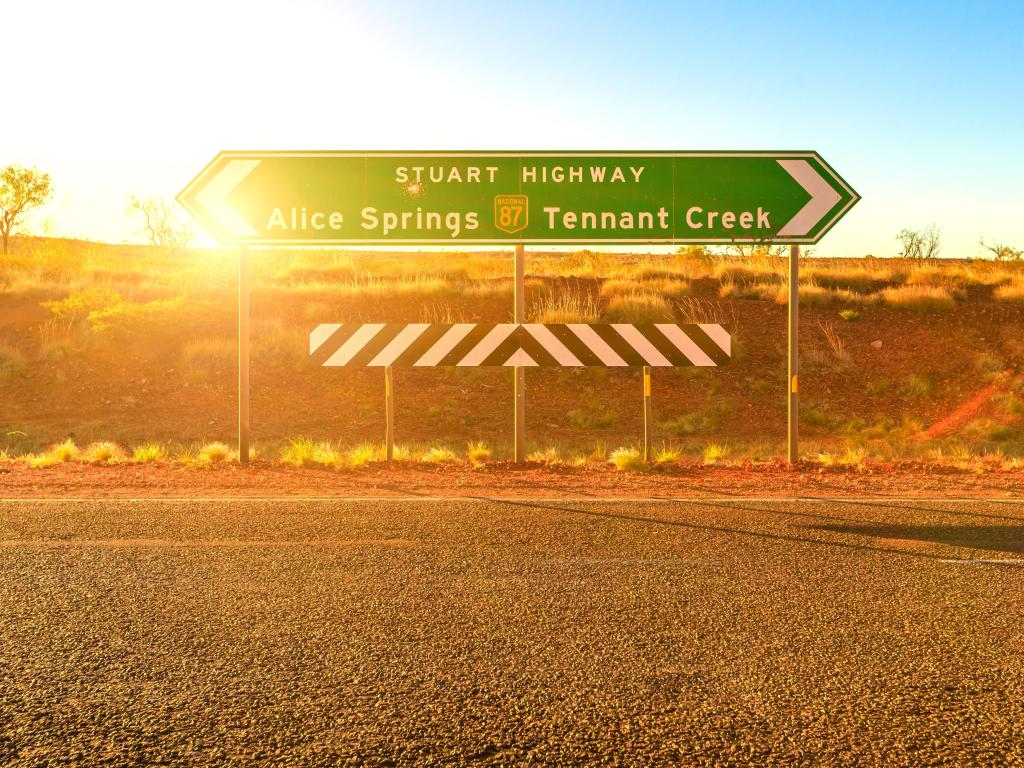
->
191 159 261 239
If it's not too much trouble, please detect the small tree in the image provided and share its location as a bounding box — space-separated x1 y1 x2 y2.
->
979 237 1022 261
0 165 53 255
896 224 941 260
127 194 194 251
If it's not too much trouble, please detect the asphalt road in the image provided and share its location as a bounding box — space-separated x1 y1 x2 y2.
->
1 497 1022 767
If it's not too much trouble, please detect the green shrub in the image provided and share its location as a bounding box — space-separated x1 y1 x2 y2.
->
42 287 122 324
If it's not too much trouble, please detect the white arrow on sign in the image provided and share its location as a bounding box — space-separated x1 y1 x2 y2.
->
775 159 843 237
193 159 261 238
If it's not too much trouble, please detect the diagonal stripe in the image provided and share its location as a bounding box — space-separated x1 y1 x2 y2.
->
458 324 517 366
545 325 605 366
437 324 496 366
482 326 560 367
523 325 583 366
634 324 692 366
414 324 476 366
611 324 671 366
590 324 647 366
310 323 363 367
309 324 342 354
323 324 385 366
368 324 430 366
345 324 409 367
566 325 627 366
655 324 716 366
698 323 731 356
391 324 451 366
683 324 732 366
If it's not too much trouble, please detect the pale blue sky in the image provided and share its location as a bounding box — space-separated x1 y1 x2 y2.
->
6 0 1022 257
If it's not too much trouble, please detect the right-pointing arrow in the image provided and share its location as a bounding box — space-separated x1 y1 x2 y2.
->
776 159 843 237
193 158 262 239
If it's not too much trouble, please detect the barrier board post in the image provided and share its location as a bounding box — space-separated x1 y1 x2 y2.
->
643 366 653 462
514 243 526 464
238 245 251 464
788 244 799 465
385 365 395 461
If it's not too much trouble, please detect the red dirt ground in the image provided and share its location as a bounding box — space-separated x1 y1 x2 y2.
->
2 461 1024 499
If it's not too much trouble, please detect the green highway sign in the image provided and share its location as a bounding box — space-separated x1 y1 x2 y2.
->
177 151 859 246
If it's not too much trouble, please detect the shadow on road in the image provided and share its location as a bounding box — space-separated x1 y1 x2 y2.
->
480 497 971 563
801 523 1024 555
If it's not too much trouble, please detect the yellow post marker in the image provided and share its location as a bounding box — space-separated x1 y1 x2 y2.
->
385 365 394 462
788 243 799 465
643 366 653 462
514 243 526 464
238 245 250 464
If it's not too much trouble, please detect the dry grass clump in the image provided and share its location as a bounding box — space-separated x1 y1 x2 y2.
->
273 263 358 284
609 446 644 471
25 438 79 467
702 442 730 465
816 446 868 470
466 440 492 467
527 446 562 465
531 290 601 323
197 441 237 464
803 267 880 294
420 446 461 464
880 285 956 312
83 441 124 463
993 280 1024 302
281 437 341 467
645 278 691 299
132 443 167 463
714 264 783 285
346 443 381 467
771 285 871 306
570 443 609 467
603 292 673 323
818 320 850 363
719 280 777 301
601 277 689 300
462 280 513 299
653 445 683 464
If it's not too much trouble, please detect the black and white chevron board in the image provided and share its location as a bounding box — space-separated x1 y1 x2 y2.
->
309 323 730 368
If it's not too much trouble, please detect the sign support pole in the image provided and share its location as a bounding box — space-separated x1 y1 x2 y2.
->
238 245 251 464
788 244 799 465
642 366 653 462
385 366 395 461
514 243 526 464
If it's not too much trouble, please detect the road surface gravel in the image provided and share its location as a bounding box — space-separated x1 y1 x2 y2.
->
1 498 1022 766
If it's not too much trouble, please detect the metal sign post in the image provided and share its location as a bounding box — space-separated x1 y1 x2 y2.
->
238 245 251 463
385 366 395 461
643 366 653 462
788 244 799 465
514 244 526 464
